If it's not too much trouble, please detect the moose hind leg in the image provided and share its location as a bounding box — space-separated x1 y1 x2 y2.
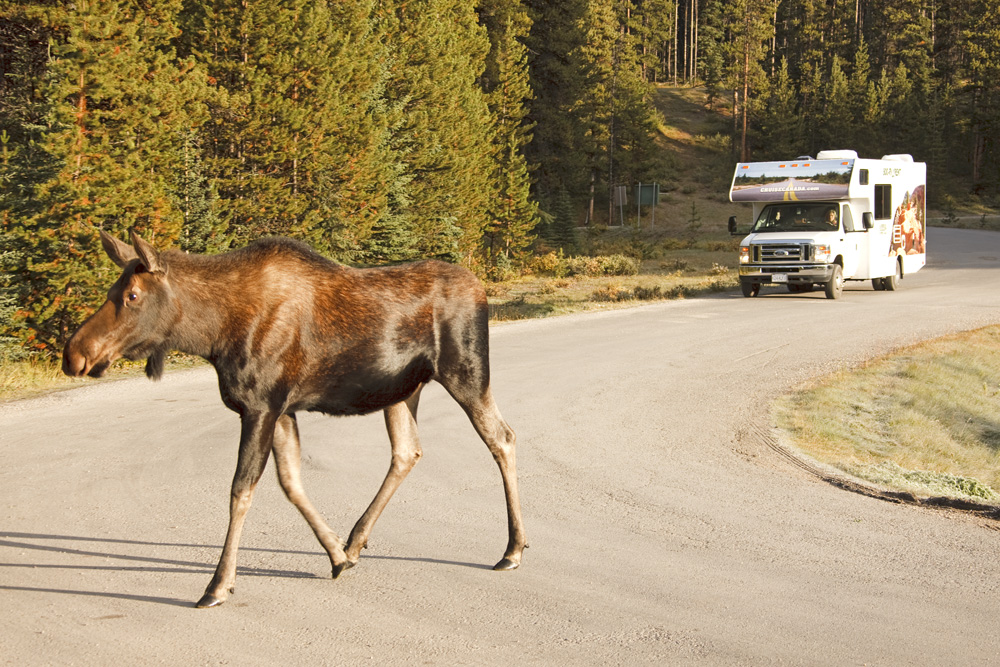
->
197 412 277 608
343 385 424 565
271 413 350 578
461 387 526 570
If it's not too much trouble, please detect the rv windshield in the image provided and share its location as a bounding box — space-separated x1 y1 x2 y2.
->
751 203 840 233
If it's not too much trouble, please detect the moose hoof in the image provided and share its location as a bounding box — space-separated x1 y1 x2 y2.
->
331 559 356 579
195 593 226 608
493 557 520 571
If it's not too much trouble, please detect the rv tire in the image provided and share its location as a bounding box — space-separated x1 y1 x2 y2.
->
885 261 901 291
825 265 843 300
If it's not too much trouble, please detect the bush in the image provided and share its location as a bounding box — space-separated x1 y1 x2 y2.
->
533 252 640 278
591 283 692 303
709 263 730 276
565 254 640 277
705 240 738 252
590 284 634 302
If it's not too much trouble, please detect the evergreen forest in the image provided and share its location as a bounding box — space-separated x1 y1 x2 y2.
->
1 0 998 356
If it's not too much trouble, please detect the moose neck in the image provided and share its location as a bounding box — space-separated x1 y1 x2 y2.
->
161 252 239 361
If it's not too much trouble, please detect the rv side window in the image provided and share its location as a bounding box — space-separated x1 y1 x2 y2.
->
875 184 892 219
859 169 869 185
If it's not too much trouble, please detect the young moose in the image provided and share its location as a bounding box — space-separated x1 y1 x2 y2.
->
62 231 526 608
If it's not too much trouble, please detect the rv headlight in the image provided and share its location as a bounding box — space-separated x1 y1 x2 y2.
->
813 244 832 263
740 246 750 264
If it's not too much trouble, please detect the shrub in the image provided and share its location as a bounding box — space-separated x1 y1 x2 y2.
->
709 263 730 276
705 240 738 252
590 284 634 302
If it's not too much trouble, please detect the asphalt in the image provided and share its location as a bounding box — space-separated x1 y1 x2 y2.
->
2 226 1000 665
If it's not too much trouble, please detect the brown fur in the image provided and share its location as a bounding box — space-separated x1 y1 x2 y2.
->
62 231 526 608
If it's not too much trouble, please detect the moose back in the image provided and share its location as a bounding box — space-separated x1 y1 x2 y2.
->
62 231 526 608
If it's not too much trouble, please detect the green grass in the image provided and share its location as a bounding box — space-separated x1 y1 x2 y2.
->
774 326 1000 503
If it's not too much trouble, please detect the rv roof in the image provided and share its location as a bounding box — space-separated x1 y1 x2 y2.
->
881 154 914 162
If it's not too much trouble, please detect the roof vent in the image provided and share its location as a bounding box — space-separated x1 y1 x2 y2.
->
816 149 859 160
881 154 914 162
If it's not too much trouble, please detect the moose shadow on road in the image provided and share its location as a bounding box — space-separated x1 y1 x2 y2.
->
0 531 491 607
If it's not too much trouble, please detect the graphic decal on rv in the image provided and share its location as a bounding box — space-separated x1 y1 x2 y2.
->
889 185 926 257
730 159 853 202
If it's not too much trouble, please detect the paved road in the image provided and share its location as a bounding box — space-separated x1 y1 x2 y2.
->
3 227 1000 665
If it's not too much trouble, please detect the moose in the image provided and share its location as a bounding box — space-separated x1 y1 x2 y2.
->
62 231 526 608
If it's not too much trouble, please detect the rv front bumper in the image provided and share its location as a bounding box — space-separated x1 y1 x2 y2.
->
738 264 836 286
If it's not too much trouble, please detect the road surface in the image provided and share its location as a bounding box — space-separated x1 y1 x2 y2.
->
3 227 1000 665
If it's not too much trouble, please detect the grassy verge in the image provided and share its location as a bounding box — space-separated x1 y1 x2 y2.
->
488 228 739 321
0 353 201 403
774 325 1000 504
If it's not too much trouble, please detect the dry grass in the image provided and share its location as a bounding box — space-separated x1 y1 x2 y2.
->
0 354 200 403
774 326 1000 502
0 355 74 402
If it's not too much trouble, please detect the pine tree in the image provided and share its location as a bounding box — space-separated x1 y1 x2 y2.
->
524 0 590 222
963 0 1000 189
819 55 851 151
372 0 495 265
703 0 771 160
5 0 209 352
848 37 880 156
757 58 800 159
177 0 388 258
173 128 226 254
479 7 539 279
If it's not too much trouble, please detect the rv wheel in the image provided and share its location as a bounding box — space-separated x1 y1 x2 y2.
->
884 261 901 291
824 265 843 300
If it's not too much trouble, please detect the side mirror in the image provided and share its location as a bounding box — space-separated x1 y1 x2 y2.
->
862 212 874 230
728 215 738 235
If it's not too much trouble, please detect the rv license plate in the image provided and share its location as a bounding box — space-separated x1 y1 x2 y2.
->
772 274 788 283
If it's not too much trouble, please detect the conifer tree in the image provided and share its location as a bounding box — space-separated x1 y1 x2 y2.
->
176 0 387 258
373 0 494 265
757 58 800 159
479 7 539 279
819 56 851 151
524 0 590 222
5 0 209 352
703 0 770 160
848 38 880 156
173 128 226 254
963 0 1000 188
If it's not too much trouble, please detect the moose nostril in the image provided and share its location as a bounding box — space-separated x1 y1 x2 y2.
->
61 347 88 377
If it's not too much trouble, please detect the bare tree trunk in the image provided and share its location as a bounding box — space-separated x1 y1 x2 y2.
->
588 169 596 226
692 0 698 82
687 0 694 81
673 0 679 84
733 88 739 160
771 0 778 76
741 25 751 162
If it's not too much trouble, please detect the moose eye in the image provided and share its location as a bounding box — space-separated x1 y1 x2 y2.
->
127 292 138 302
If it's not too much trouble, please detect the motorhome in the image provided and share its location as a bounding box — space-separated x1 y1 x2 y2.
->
728 150 926 299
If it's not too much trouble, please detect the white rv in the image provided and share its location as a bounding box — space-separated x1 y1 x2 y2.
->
728 150 926 299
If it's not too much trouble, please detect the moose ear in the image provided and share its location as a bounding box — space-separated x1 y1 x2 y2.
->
100 230 139 269
130 230 165 274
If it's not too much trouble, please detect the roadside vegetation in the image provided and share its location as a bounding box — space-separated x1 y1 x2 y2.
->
775 326 1000 504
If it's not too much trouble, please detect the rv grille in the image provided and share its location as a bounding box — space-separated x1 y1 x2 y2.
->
754 243 807 263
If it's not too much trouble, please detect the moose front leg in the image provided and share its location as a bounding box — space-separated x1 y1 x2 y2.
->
197 411 277 608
